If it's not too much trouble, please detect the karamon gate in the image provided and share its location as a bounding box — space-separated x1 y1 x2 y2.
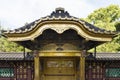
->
3 8 117 80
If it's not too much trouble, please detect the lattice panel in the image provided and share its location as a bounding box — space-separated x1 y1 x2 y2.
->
86 61 104 80
106 68 120 77
0 61 15 80
0 68 14 77
16 61 33 80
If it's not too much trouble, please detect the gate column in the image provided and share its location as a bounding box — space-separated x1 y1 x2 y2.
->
80 50 86 80
34 50 40 80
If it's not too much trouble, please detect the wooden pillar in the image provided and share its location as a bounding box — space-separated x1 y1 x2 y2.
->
34 50 40 80
80 50 86 80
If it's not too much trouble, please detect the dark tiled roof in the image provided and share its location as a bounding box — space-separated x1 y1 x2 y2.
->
96 53 120 60
0 52 33 60
87 53 120 60
0 52 120 60
3 7 117 35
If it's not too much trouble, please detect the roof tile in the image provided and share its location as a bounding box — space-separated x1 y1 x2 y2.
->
0 52 120 60
3 8 117 35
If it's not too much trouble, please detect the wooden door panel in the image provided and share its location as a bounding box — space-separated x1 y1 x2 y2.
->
44 58 76 80
44 58 75 74
45 67 75 74
45 76 75 80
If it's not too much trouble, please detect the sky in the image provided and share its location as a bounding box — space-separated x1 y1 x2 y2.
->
0 0 120 30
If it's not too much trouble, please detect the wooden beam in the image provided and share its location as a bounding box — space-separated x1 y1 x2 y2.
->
23 47 25 60
39 51 81 57
34 51 40 80
94 47 96 58
80 50 86 80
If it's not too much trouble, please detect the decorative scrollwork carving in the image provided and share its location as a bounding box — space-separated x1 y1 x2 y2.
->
50 25 70 34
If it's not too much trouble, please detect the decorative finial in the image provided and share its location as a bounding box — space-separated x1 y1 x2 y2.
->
50 7 70 18
55 7 64 11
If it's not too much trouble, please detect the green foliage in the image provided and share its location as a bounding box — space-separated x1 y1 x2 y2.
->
85 5 120 31
96 41 120 52
114 22 120 51
85 5 120 52
115 22 120 31
0 36 24 52
0 24 31 52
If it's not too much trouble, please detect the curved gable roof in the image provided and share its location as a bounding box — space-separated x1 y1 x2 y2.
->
3 7 117 41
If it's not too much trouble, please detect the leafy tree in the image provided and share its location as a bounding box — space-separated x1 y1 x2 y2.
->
85 5 120 31
0 26 29 52
114 22 120 51
84 5 120 52
0 36 25 52
115 22 120 31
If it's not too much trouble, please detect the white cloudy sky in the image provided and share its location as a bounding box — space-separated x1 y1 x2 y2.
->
0 0 120 30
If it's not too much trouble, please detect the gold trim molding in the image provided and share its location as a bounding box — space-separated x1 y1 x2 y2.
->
39 52 81 57
7 21 113 42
